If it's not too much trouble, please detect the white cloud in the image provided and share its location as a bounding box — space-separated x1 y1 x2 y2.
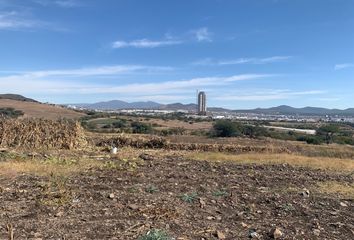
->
0 11 41 29
112 28 213 49
193 56 292 66
334 63 354 70
1 65 173 79
214 89 325 101
0 67 270 96
33 0 81 8
192 27 212 42
112 39 182 49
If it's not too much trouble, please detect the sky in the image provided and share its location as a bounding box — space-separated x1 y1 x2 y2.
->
0 0 353 109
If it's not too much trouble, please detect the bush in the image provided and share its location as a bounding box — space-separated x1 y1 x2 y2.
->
0 108 24 118
159 127 186 136
112 120 127 128
297 135 323 145
131 121 153 134
211 120 241 137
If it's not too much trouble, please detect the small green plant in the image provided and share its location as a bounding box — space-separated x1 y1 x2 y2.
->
180 192 198 203
280 203 295 212
40 174 72 206
138 229 172 240
145 185 159 194
45 156 78 166
213 189 229 197
102 161 121 170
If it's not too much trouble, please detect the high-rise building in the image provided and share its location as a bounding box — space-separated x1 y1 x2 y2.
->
197 91 207 115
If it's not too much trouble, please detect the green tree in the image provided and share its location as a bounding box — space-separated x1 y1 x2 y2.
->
212 120 241 137
131 121 153 134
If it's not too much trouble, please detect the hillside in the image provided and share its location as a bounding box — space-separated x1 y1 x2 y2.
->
235 105 354 116
0 99 85 120
0 94 37 102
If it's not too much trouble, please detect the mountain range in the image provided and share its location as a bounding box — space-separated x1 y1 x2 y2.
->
234 105 354 116
69 100 354 116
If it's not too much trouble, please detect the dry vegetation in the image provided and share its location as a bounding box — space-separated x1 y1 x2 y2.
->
187 152 354 172
0 99 84 120
0 118 87 150
0 117 353 239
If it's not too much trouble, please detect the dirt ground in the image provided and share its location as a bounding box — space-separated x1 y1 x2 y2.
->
0 150 353 239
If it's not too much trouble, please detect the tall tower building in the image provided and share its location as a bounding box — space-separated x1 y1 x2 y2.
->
197 91 207 115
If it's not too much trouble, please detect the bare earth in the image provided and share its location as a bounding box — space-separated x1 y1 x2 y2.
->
0 99 84 120
0 150 353 239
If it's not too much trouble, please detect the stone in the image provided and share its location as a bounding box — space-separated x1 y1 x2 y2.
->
199 198 206 209
108 193 115 199
128 204 139 210
139 153 154 161
216 230 226 239
249 229 259 239
270 227 283 239
241 222 248 228
340 202 348 207
313 229 320 236
54 211 64 217
301 189 310 198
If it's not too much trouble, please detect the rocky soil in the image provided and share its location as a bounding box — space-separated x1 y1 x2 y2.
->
0 153 353 239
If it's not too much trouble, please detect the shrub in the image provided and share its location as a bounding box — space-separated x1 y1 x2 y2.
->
138 229 172 240
131 121 153 134
212 120 241 137
112 120 127 128
0 108 24 118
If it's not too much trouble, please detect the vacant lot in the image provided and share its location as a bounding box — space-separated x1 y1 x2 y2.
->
0 147 353 239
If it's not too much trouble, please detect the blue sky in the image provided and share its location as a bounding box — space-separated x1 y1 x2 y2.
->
0 0 353 109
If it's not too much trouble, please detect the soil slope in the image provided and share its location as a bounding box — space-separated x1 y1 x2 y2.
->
0 99 84 120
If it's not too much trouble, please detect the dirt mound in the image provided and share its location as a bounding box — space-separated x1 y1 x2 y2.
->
95 135 292 154
96 135 168 149
0 119 87 150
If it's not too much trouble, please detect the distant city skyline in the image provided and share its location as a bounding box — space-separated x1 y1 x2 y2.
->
0 0 353 109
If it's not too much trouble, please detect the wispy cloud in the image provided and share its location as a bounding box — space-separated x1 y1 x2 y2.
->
214 89 325 101
0 11 41 30
193 56 292 66
0 66 270 97
112 39 182 49
33 0 81 8
112 27 213 49
192 27 212 42
334 63 354 70
0 65 173 80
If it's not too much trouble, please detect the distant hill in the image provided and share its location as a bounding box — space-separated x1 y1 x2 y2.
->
234 105 354 116
72 100 199 111
0 94 37 103
68 100 354 116
0 97 85 120
162 103 198 111
74 100 163 110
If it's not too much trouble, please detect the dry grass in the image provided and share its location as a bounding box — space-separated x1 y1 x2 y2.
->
0 118 87 150
188 152 354 172
149 118 212 130
0 99 84 120
316 181 354 199
0 156 101 177
0 147 146 177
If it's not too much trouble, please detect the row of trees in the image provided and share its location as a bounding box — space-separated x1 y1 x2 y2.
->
211 120 354 146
